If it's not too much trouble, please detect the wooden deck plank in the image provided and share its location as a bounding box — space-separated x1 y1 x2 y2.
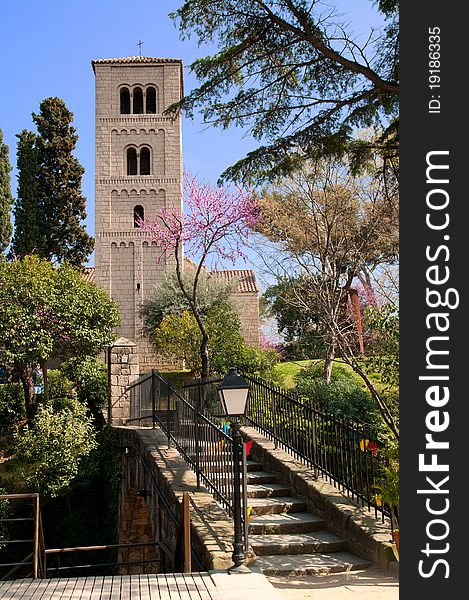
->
164 573 181 600
137 575 150 600
148 575 164 600
0 579 25 600
32 577 61 600
0 572 223 600
0 579 18 600
15 579 43 600
53 577 70 599
120 575 131 600
156 574 173 600
79 577 96 600
109 575 121 600
100 576 113 600
89 576 104 600
183 574 207 600
199 573 221 600
171 574 193 600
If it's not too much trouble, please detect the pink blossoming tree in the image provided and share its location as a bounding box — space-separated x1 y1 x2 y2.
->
142 174 259 379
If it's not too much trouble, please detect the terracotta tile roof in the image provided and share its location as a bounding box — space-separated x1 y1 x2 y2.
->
82 264 258 294
81 267 95 284
211 270 259 293
91 56 183 69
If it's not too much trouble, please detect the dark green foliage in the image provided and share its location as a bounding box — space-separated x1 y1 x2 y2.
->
10 98 93 265
10 131 40 259
0 383 25 433
0 129 13 253
0 488 10 547
263 277 325 360
169 0 399 182
60 357 108 423
41 426 120 566
294 363 379 423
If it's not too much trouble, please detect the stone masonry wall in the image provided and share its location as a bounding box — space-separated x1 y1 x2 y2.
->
109 338 139 426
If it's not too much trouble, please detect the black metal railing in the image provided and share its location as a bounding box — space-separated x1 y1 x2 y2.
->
184 374 388 520
125 371 237 518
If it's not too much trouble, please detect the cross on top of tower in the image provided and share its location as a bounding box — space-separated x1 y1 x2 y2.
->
137 41 143 56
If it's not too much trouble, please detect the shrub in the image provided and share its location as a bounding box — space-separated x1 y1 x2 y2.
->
60 356 108 422
0 383 25 433
294 363 379 423
211 344 280 378
13 399 97 498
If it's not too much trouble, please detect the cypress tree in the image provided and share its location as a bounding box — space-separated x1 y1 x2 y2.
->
11 97 93 266
10 130 41 258
0 128 13 254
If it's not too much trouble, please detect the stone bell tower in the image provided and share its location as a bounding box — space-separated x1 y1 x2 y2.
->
92 56 183 369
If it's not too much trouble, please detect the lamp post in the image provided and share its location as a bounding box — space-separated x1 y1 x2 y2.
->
217 367 251 574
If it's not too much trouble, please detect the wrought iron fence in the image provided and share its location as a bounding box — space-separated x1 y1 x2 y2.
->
185 373 389 520
126 371 237 517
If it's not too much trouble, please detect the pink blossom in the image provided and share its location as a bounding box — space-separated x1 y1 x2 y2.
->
141 173 260 269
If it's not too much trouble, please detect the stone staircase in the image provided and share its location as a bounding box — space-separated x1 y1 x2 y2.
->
244 459 371 576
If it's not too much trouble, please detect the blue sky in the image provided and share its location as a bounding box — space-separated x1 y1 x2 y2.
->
1 0 383 275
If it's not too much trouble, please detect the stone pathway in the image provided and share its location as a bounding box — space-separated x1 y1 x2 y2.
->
268 567 399 600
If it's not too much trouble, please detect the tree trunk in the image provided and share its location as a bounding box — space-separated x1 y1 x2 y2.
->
200 331 210 381
324 341 335 382
40 358 49 404
20 365 37 421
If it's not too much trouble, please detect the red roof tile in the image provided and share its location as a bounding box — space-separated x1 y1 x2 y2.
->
82 265 258 294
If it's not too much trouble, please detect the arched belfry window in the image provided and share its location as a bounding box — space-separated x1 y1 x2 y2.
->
146 87 157 114
127 148 137 175
134 205 144 228
140 147 151 175
133 87 144 114
120 88 130 114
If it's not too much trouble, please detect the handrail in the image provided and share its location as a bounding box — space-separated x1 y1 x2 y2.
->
181 373 389 521
0 493 45 580
124 370 249 547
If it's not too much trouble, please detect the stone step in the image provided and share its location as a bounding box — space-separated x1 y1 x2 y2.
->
249 512 327 535
249 531 346 556
247 496 306 516
247 471 277 485
254 551 371 576
246 483 292 498
201 461 264 473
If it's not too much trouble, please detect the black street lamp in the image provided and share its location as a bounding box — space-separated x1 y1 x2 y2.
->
217 367 251 574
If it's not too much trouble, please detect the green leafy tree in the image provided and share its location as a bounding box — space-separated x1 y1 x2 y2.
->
294 362 379 423
263 277 325 359
151 303 245 375
140 270 237 339
362 303 399 390
0 128 13 254
0 256 120 419
13 401 97 498
10 98 93 265
254 159 399 438
169 0 399 182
